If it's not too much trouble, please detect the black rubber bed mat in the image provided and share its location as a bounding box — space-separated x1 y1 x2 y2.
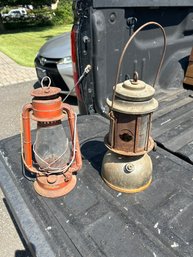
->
1 114 193 257
153 88 193 163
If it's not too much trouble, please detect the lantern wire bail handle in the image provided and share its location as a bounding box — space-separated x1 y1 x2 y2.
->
110 21 167 114
41 76 51 93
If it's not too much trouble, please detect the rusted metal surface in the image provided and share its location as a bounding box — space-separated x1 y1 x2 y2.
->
184 47 193 86
22 103 33 168
31 97 65 122
31 85 61 98
103 78 157 191
102 22 166 194
106 112 154 156
62 103 82 173
34 174 77 198
106 68 158 155
21 85 82 198
103 77 157 191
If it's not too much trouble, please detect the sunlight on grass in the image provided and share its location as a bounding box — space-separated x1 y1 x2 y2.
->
0 24 72 67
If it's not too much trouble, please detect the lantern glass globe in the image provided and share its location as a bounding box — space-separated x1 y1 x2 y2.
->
34 122 71 171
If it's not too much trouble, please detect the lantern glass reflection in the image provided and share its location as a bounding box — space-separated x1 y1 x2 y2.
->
34 121 71 170
137 115 150 149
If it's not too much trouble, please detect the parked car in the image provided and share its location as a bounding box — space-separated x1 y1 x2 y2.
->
34 32 75 96
1 8 27 21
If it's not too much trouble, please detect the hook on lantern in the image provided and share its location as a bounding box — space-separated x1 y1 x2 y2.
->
40 76 52 91
21 78 82 198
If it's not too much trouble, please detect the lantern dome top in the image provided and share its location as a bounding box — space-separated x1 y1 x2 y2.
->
115 79 155 101
31 86 61 98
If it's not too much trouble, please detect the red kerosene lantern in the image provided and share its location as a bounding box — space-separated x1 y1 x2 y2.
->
21 79 82 198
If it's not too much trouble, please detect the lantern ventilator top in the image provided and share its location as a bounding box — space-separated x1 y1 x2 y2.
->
31 76 61 98
107 72 158 115
116 73 155 101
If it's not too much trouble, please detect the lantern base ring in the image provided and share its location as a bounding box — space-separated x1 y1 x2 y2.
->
102 175 152 193
34 174 77 198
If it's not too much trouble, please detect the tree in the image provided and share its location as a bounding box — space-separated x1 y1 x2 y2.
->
0 0 52 7
52 0 73 25
0 14 4 32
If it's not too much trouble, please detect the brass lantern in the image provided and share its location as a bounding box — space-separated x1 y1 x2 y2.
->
21 78 82 198
102 73 158 193
102 21 166 193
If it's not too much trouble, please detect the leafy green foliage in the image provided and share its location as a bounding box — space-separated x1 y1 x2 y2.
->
0 0 52 7
0 0 73 31
52 0 73 25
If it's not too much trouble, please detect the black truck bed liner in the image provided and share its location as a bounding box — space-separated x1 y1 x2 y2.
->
153 88 193 162
1 88 193 257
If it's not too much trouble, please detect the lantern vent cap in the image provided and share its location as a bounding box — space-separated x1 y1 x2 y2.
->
31 76 61 98
115 79 155 101
31 86 61 98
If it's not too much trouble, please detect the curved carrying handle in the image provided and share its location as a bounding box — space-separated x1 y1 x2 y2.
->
110 21 167 113
62 103 82 172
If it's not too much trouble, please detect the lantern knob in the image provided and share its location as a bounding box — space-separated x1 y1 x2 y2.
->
132 71 138 84
124 163 135 173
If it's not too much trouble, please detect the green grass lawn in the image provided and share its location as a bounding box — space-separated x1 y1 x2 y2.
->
0 24 72 67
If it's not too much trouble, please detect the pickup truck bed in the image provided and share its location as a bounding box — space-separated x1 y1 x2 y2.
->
1 87 193 257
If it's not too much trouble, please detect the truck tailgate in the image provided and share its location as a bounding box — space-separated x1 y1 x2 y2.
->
1 99 193 256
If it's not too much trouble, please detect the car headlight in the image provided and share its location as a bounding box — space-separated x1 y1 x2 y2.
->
57 56 72 65
40 57 47 66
